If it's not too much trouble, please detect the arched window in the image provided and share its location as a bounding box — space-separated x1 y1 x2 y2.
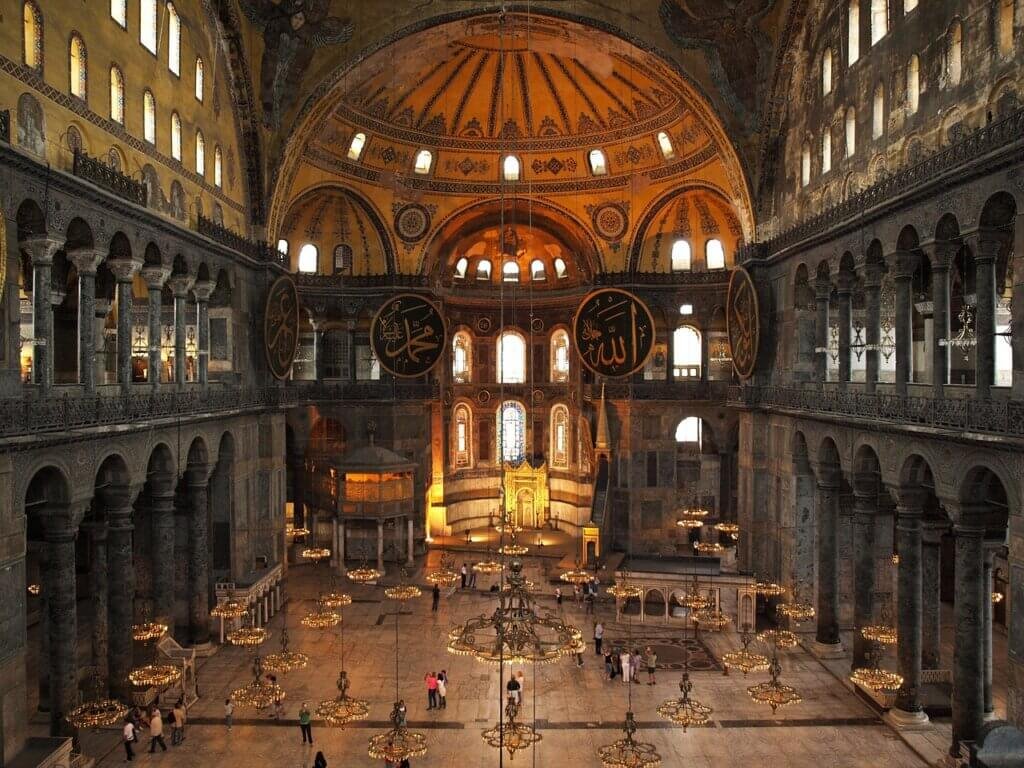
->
414 149 433 174
870 0 887 45
503 261 520 282
801 141 811 186
497 331 526 384
452 331 472 383
167 3 180 75
453 404 472 468
848 0 860 65
675 416 702 448
946 22 962 86
872 82 885 138
999 0 1015 56
657 131 675 159
845 106 856 157
588 148 608 176
503 155 521 181
706 239 726 270
554 258 567 279
531 259 546 281
550 329 570 383
673 325 702 379
348 132 366 160
109 65 124 123
143 90 156 144
822 129 832 173
498 401 526 463
454 257 469 279
111 0 127 27
23 2 42 72
276 239 289 255
195 130 205 175
170 111 182 159
297 243 318 274
214 146 223 187
140 0 157 53
671 239 692 272
907 55 920 114
822 48 833 95
550 404 570 468
69 34 87 99
904 0 917 12
195 58 204 101
477 259 492 281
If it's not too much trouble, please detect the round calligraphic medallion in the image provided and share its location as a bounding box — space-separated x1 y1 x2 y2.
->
394 203 431 244
591 203 629 242
726 266 760 381
572 289 655 378
370 293 446 378
263 275 301 380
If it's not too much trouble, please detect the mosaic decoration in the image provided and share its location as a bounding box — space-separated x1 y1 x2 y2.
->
573 289 655 378
370 294 446 378
393 203 432 244
726 266 760 380
263 275 301 380
589 202 630 242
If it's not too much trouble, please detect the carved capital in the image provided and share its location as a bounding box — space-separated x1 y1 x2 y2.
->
66 247 105 276
168 275 193 298
95 298 113 319
965 228 1010 263
192 279 214 302
140 265 172 291
108 258 143 283
894 484 928 516
20 235 65 267
920 240 958 272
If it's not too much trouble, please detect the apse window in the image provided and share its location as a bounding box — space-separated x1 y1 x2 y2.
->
70 34 87 100
476 259 492 281
502 262 520 282
498 401 526 463
588 148 608 176
870 0 888 46
551 330 570 383
845 106 856 157
347 132 366 161
999 0 1014 56
111 0 127 27
675 416 702 448
822 129 832 174
194 58 204 102
530 260 546 281
554 258 568 279
801 142 811 186
906 55 920 114
170 112 182 160
679 304 693 315
214 146 223 188
872 82 885 138
847 0 859 65
454 257 469 279
673 325 702 379
945 22 962 86
822 48 832 95
167 3 181 75
195 130 205 175
657 131 675 159
23 2 42 72
452 332 472 383
143 90 156 144
497 332 527 384
141 0 157 54
298 243 318 274
706 239 726 270
414 149 433 175
276 239 289 256
110 65 125 123
503 155 521 181
671 239 692 272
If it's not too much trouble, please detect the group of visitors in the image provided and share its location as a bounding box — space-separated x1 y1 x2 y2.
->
122 700 186 761
602 646 657 684
459 563 478 589
505 670 527 704
424 670 449 709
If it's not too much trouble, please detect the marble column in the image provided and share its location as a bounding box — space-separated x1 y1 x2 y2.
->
43 519 78 735
193 279 213 389
406 517 414 565
921 522 944 670
837 270 853 389
22 236 64 395
926 242 953 398
94 298 111 387
952 521 986 752
863 264 882 393
104 490 135 701
1012 214 1024 398
141 267 170 390
84 521 109 693
816 471 842 648
168 276 191 388
150 474 176 626
892 488 928 724
892 254 913 397
983 547 996 718
67 248 103 393
377 519 385 574
969 232 1001 399
187 468 211 646
814 277 830 384
110 259 142 392
851 476 877 669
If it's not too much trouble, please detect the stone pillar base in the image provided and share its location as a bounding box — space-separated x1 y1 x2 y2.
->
884 708 930 730
810 640 846 659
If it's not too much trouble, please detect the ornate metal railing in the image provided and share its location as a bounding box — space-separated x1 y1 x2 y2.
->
586 380 731 401
764 107 1024 255
729 384 1024 437
295 272 431 289
72 149 147 207
196 215 287 267
0 109 9 144
594 270 730 286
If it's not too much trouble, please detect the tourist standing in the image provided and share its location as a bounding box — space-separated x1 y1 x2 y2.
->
432 583 440 612
460 563 468 588
224 698 234 731
425 672 438 709
397 699 408 726
620 649 632 684
123 718 135 761
555 586 563 608
604 650 614 679
594 621 604 654
147 707 167 753
436 672 447 709
631 649 643 682
172 699 186 744
645 646 657 685
506 673 522 704
299 702 313 744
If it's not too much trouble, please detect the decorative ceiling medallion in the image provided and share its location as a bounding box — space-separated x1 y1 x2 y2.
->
477 390 491 405
476 317 492 334
590 203 629 242
370 293 446 378
263 275 301 381
530 317 545 332
726 266 760 381
573 289 655 378
394 203 431 244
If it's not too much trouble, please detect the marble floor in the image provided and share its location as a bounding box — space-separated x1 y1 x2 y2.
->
76 564 939 768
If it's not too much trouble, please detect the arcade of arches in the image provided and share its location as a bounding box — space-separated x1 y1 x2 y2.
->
1 2 1024 767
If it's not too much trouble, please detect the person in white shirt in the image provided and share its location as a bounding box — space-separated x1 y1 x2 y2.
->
594 622 604 654
122 720 135 761
620 649 632 684
147 708 167 752
436 673 447 709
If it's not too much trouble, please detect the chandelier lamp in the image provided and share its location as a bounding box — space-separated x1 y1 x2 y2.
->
317 589 369 727
232 655 285 711
302 598 341 630
347 557 384 584
722 623 770 676
384 569 422 602
128 663 181 688
693 541 725 555
66 673 127 731
482 694 542 759
598 710 661 768
753 579 786 598
756 628 799 650
747 652 802 713
426 551 460 587
263 626 309 674
777 600 816 624
658 653 712 731
560 560 591 585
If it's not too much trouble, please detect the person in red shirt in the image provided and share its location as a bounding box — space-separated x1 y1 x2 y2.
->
425 672 438 710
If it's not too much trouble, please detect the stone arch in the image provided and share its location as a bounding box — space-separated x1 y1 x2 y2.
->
64 217 93 251
643 588 667 619
16 197 47 240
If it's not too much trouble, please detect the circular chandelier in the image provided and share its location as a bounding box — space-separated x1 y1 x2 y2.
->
722 625 770 675
560 565 591 585
320 590 353 610
777 601 815 623
850 664 903 692
66 674 127 730
227 624 269 648
129 664 181 688
301 547 331 562
347 564 383 583
27 583 41 596
302 600 341 630
448 559 582 664
286 524 310 538
494 521 523 535
658 660 712 732
384 573 423 601
482 695 541 758
426 552 460 587
756 629 799 650
317 670 370 726
232 656 284 711
753 580 786 598
714 523 740 536
498 542 529 556
692 607 730 632
368 705 429 763
473 556 503 574
676 579 711 612
211 599 249 619
861 624 898 645
132 620 168 643
675 518 703 529
597 711 661 768
993 591 1005 603
263 628 309 674
693 541 725 555
747 655 802 713
608 581 644 600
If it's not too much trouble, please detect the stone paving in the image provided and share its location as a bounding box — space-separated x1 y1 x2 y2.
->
78 564 931 767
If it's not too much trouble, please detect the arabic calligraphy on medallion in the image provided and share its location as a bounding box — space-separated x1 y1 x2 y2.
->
726 266 760 380
572 289 655 377
370 293 446 378
263 275 301 380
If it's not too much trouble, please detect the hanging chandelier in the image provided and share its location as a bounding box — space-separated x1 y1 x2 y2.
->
66 674 127 730
753 580 786 598
286 524 310 538
448 559 581 664
747 653 802 713
132 620 168 643
861 624 898 645
473 555 504 574
27 583 41 596
559 561 591 585
227 623 269 647
384 571 422 601
939 304 977 362
348 561 384 583
993 591 1005 604
692 607 730 632
320 590 353 610
498 537 529 557
714 522 740 536
597 711 661 768
302 599 341 630
301 547 331 562
675 518 703 529
210 598 249 619
777 601 816 623
129 664 181 688
693 541 725 555
608 581 644 600
368 703 429 763
676 578 711 611
263 627 309 674
317 670 370 726
232 655 284 710
756 629 799 650
850 645 903 692
426 551 460 587
482 695 542 758
658 656 712 731
722 624 770 675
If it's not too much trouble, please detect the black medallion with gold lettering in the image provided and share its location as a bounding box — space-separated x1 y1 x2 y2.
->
263 275 301 380
726 266 760 381
573 288 656 377
370 293 446 378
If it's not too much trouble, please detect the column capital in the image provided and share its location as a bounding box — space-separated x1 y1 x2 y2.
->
168 274 193 298
888 251 915 281
20 235 66 266
814 277 832 300
862 261 884 289
186 464 210 487
816 466 842 491
95 298 112 319
192 279 214 302
140 265 172 291
922 519 949 545
894 484 928 516
66 247 105 275
836 270 856 295
108 258 143 283
952 520 987 539
964 228 1011 262
919 240 958 271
